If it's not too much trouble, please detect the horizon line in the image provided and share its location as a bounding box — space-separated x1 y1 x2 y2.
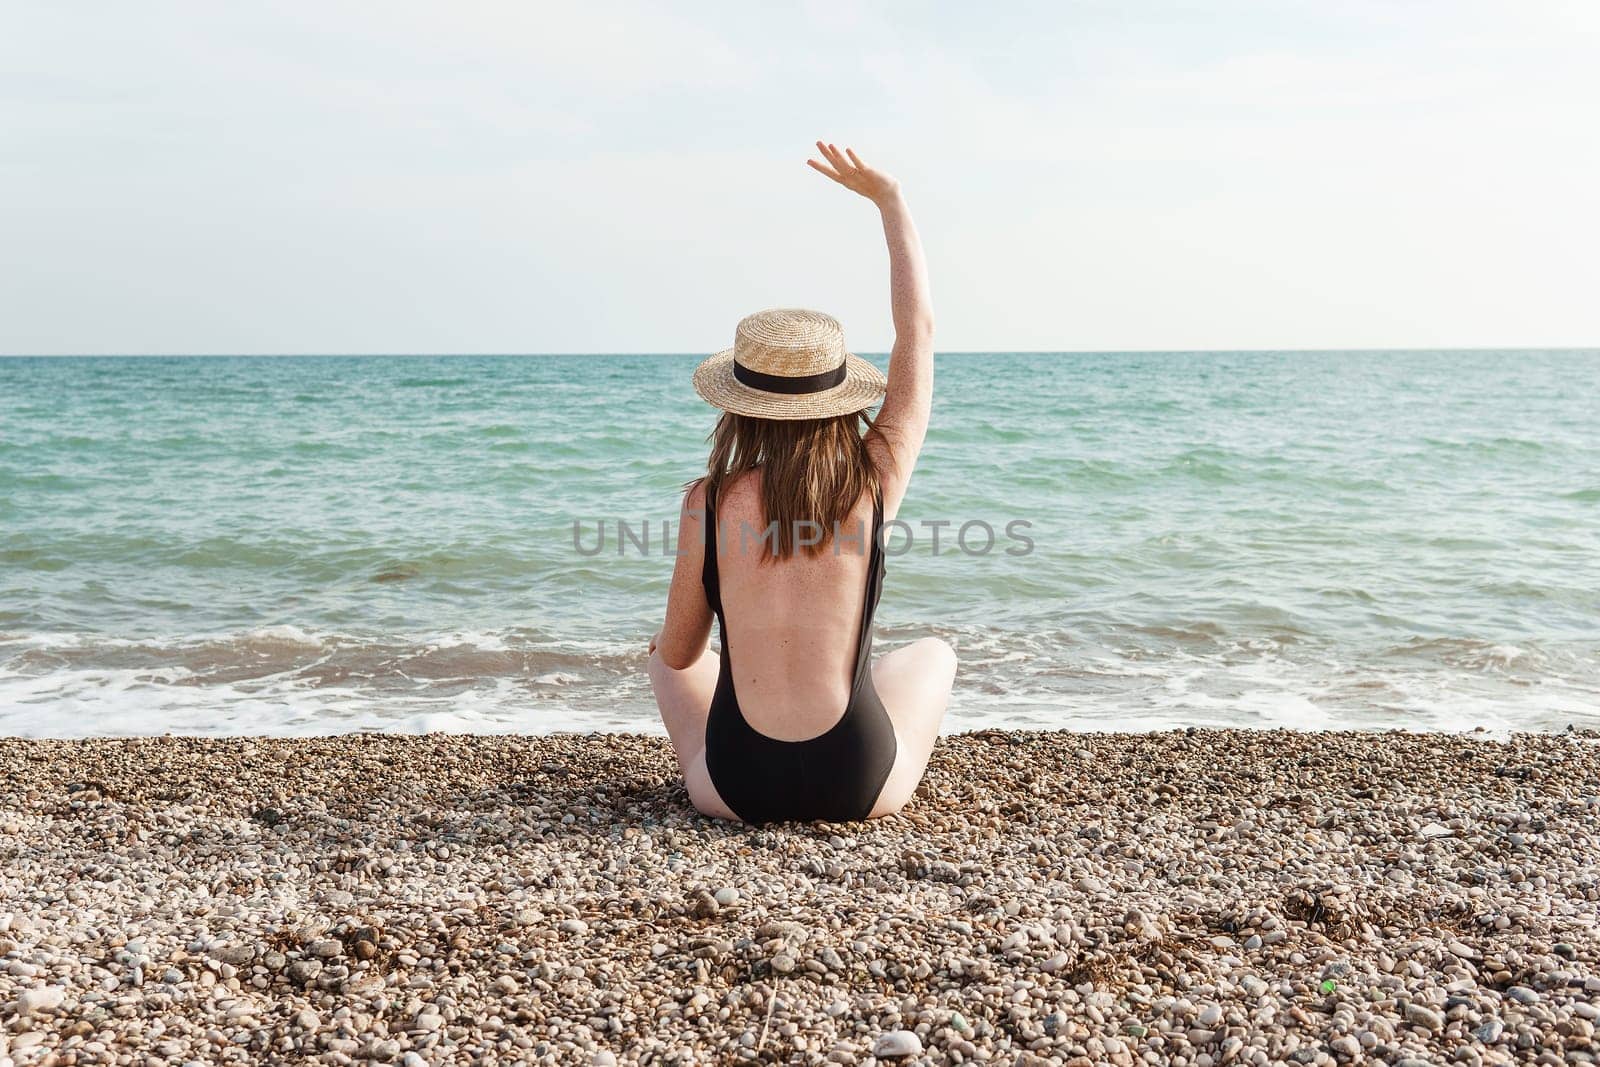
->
2 346 1597 359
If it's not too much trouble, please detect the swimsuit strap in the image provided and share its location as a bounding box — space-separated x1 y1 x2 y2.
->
699 479 723 616
849 484 888 692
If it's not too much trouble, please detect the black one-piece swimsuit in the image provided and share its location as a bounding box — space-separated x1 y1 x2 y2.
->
700 485 898 824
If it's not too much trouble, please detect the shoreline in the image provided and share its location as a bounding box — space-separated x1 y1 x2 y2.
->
3 729 1598 1064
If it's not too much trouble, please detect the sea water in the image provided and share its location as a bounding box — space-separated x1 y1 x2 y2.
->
2 351 1597 737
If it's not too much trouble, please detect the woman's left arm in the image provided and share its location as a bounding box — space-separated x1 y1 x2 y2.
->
651 480 714 669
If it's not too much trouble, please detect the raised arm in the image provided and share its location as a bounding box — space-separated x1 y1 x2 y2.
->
807 142 933 519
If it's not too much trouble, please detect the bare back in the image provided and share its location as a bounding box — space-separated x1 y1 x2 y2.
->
709 468 878 741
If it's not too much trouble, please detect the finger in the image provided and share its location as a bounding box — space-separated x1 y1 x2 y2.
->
845 147 865 169
806 158 844 183
822 142 852 172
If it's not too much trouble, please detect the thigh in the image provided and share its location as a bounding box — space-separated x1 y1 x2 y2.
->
647 646 720 775
868 637 957 817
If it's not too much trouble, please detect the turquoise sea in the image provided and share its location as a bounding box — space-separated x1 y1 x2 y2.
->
2 351 1598 737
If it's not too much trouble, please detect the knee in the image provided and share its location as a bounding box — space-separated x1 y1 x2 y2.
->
648 646 695 680
920 637 958 678
650 644 704 677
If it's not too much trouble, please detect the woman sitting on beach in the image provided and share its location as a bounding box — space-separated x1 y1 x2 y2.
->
647 142 954 824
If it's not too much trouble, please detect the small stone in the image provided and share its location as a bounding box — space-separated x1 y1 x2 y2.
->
1404 1002 1445 1032
713 887 740 907
309 938 343 958
414 1011 444 1032
215 945 255 966
1197 1003 1223 1027
559 919 589 935
872 1030 924 1058
1505 985 1539 1004
771 954 795 974
689 891 719 918
286 960 322 984
593 1053 617 1067
18 985 66 1015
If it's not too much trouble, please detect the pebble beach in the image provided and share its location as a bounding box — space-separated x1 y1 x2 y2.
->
3 729 1599 1066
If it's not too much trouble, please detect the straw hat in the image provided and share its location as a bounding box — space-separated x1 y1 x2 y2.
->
693 308 886 420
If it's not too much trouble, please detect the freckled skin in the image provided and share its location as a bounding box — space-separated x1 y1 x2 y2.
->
649 142 956 821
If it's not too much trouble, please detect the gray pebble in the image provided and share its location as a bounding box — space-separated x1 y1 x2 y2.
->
1404 1003 1445 1032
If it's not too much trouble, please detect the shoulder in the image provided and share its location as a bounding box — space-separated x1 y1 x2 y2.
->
679 479 710 539
683 477 708 513
674 479 709 557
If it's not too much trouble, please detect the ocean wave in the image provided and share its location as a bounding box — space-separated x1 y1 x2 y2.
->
4 621 1600 738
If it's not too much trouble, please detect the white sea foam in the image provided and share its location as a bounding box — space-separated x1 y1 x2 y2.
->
4 632 1598 739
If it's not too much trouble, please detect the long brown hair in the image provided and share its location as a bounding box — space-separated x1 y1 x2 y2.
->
703 412 880 560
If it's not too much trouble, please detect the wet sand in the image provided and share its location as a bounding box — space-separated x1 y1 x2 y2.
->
2 729 1598 1065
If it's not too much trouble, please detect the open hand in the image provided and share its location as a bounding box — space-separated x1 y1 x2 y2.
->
807 141 900 205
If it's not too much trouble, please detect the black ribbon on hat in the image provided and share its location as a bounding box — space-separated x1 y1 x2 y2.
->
733 360 847 395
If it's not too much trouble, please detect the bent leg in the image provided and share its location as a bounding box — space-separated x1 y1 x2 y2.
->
647 646 718 774
868 637 957 817
647 647 738 820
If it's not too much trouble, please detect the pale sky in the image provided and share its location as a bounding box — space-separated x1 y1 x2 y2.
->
3 1 1596 354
